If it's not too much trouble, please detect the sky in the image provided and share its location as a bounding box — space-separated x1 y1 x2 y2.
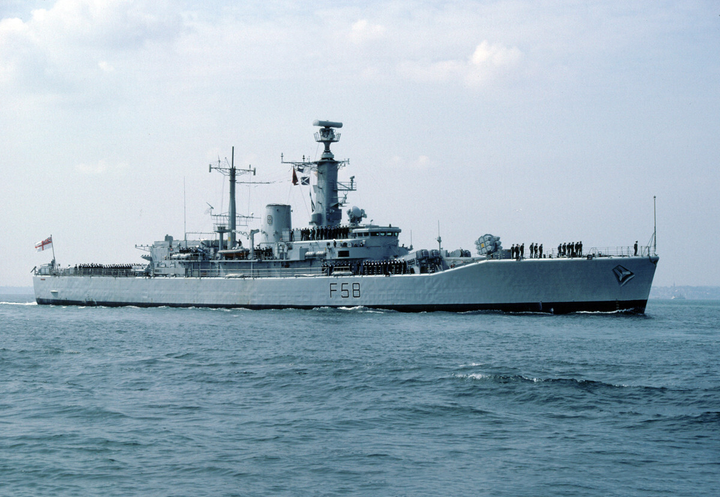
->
1 0 718 288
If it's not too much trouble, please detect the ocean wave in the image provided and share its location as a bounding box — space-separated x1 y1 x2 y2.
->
634 411 720 431
451 372 668 393
452 372 543 384
337 305 391 314
305 305 392 314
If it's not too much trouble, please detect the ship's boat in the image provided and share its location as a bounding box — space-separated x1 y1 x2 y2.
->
33 120 659 313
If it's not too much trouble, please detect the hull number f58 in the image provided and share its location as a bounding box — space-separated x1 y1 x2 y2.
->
330 282 361 299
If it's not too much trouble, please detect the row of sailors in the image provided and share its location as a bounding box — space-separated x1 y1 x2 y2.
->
322 260 410 276
75 263 135 270
297 225 352 241
510 241 583 259
558 242 583 258
361 259 409 275
510 243 543 259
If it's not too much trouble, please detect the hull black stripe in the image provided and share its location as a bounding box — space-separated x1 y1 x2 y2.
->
35 299 648 314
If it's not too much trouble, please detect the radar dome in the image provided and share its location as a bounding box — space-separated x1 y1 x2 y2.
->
347 206 367 225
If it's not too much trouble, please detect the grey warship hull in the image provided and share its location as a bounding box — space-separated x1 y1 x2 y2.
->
33 120 658 313
33 255 657 313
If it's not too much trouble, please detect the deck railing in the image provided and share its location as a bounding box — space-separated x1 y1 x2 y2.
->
512 245 655 259
37 265 145 277
185 265 325 279
547 245 654 258
585 245 654 258
36 244 657 279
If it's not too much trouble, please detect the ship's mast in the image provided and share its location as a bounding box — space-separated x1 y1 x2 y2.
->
653 195 657 256
229 149 236 247
313 120 342 227
209 147 255 249
283 120 356 228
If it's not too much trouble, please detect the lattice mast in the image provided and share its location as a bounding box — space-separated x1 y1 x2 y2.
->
209 146 256 249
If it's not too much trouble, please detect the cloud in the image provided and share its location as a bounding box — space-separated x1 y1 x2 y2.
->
397 40 523 88
470 40 523 68
0 0 182 94
0 16 38 85
29 0 180 49
2 1 530 98
349 19 386 44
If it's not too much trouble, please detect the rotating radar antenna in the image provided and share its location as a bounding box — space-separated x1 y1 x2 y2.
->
313 120 342 159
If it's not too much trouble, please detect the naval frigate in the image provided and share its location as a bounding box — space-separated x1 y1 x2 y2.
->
33 120 659 313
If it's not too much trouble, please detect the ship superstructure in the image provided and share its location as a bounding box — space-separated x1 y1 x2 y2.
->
33 120 659 313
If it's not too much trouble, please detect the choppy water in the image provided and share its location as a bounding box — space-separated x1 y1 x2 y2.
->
1 296 718 496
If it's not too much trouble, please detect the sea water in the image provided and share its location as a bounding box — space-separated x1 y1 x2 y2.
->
1 296 718 496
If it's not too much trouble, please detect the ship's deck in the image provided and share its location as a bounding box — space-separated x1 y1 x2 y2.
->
35 245 654 279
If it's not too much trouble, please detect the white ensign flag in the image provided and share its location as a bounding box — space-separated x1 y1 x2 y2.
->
35 236 53 252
